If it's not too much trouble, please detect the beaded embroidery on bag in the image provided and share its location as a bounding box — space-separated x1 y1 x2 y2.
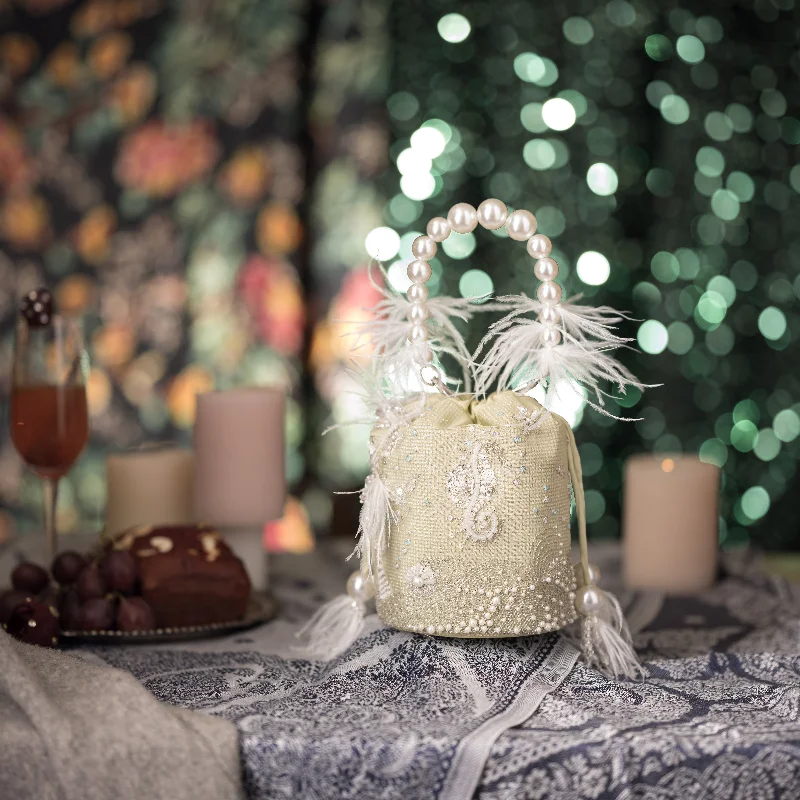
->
297 199 650 679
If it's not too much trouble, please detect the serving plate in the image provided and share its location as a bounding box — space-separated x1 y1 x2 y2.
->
60 591 279 645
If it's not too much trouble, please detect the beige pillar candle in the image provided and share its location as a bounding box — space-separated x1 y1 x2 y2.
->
193 387 286 590
623 454 720 593
105 448 194 535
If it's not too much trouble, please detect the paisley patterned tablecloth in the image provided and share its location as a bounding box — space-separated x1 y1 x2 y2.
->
86 545 800 800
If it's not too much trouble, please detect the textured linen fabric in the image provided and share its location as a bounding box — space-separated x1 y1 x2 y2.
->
0 628 244 800
373 391 577 637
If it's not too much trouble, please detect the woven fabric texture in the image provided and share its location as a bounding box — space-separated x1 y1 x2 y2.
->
372 391 577 638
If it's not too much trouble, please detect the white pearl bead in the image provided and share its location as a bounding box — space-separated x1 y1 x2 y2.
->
538 305 560 325
526 234 552 259
476 198 508 230
541 327 562 347
506 209 537 241
411 235 437 261
573 562 601 587
575 585 605 616
409 323 428 342
409 302 429 323
537 281 562 304
534 257 559 282
426 216 451 242
407 260 432 283
447 203 478 234
406 283 428 302
346 571 375 602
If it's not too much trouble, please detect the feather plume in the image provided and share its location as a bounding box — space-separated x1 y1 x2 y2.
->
474 294 654 416
344 262 483 393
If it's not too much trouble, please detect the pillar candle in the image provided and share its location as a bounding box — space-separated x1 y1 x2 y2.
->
193 388 286 590
105 448 194 535
623 454 720 593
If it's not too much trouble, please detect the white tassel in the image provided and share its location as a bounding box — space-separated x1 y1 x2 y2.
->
294 571 376 661
578 587 644 680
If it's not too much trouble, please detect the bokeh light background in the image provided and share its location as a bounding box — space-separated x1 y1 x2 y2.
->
1 0 798 551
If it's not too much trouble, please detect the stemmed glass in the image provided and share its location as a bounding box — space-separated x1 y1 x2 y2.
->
10 294 89 564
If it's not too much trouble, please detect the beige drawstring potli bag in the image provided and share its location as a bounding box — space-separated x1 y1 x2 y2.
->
297 199 650 679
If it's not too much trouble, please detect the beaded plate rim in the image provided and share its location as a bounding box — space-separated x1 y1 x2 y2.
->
59 590 279 645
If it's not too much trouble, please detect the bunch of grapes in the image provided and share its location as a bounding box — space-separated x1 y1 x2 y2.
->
1 548 156 647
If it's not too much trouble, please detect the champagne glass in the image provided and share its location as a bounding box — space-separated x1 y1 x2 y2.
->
10 297 89 564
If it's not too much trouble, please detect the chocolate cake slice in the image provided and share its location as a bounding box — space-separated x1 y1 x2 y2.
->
112 524 251 628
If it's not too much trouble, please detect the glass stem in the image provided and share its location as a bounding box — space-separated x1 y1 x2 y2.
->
43 478 59 566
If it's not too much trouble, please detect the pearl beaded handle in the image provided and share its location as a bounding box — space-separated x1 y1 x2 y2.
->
406 199 563 370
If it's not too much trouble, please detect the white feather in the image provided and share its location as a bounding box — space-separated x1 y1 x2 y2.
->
294 595 367 661
474 294 653 416
344 262 482 393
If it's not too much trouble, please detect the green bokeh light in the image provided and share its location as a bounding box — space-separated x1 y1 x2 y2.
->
651 251 680 283
731 420 758 452
563 17 594 45
660 95 690 124
645 34 672 61
699 438 728 467
437 13 471 43
459 269 493 299
754 428 781 461
637 320 669 354
441 231 476 259
773 409 800 442
676 35 705 64
740 486 770 521
758 307 787 341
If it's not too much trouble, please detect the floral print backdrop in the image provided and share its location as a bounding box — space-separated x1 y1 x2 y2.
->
0 0 388 549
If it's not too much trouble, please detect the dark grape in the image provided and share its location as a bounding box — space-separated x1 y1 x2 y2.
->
58 588 82 631
77 597 115 631
6 599 60 647
76 565 107 601
19 287 53 328
52 551 87 585
99 551 138 594
116 596 156 632
11 562 49 594
0 590 30 626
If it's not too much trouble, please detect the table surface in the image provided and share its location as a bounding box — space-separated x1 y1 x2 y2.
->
59 542 800 800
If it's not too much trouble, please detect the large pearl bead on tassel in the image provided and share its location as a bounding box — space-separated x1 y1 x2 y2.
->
407 282 429 302
409 302 429 322
575 585 605 616
407 260 432 283
427 216 451 242
447 203 478 233
411 235 437 261
526 233 552 259
506 209 537 241
534 257 559 282
347 571 376 602
477 198 508 230
537 281 562 304
573 562 602 587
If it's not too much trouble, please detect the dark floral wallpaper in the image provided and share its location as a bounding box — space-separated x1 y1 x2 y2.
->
0 0 388 549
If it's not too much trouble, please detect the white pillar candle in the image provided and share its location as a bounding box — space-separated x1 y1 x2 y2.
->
192 387 286 590
623 454 720 593
105 448 195 535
